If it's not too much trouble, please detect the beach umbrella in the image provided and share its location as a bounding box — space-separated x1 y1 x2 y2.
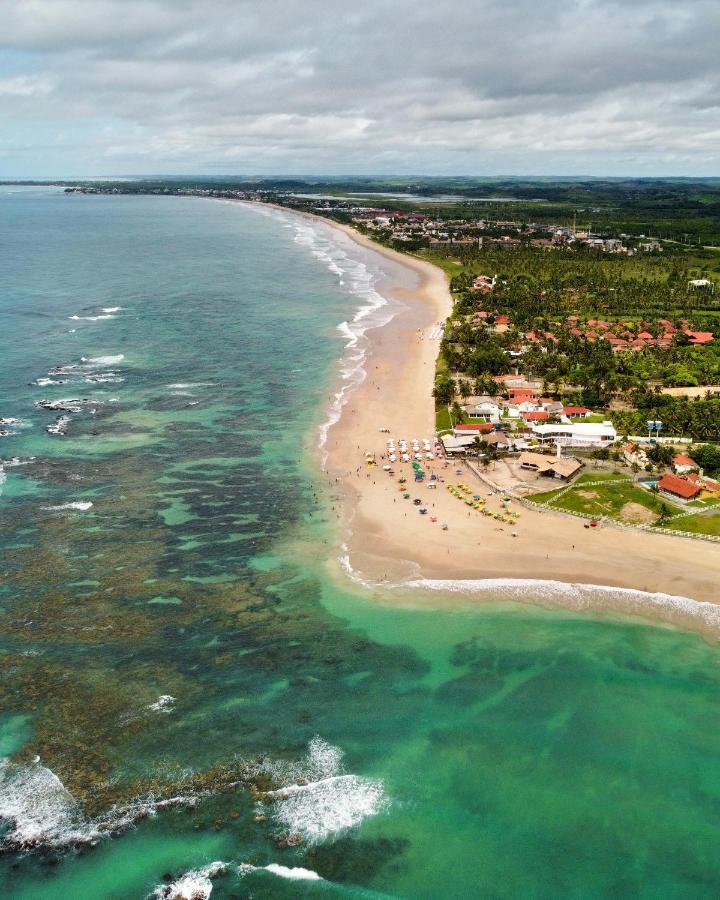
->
383 464 391 471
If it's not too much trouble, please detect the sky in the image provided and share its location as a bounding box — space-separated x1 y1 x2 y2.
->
1 0 719 178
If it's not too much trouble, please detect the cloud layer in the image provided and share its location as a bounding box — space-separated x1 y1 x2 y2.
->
1 0 718 176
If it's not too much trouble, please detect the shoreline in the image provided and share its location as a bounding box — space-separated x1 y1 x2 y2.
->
240 200 720 634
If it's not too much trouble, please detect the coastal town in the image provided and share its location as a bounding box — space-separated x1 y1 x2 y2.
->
65 180 720 541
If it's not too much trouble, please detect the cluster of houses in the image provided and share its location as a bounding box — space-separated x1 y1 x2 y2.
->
337 208 672 255
538 315 716 350
456 384 616 447
441 383 616 461
466 293 715 350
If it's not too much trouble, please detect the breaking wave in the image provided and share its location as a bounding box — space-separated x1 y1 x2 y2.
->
240 203 401 468
150 860 324 899
81 354 125 366
401 576 720 631
337 551 720 634
259 736 386 844
150 862 228 899
69 314 116 321
0 737 382 858
291 220 399 468
0 758 198 854
239 862 323 881
148 694 175 713
41 501 94 512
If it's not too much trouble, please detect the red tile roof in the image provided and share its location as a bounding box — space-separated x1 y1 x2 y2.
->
673 453 698 469
684 330 714 345
564 406 590 415
522 411 550 421
689 472 720 492
657 473 702 499
455 423 494 433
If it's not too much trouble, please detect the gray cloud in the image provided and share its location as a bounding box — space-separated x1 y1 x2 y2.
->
0 0 718 175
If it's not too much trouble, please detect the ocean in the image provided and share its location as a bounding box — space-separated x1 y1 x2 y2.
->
1 186 719 898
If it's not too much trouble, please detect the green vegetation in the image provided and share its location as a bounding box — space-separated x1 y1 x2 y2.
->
531 477 666 523
665 511 720 537
573 471 628 484
530 473 720 535
435 405 452 432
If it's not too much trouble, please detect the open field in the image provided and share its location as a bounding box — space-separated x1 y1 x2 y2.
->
531 474 666 523
573 471 628 484
665 511 720 537
531 470 720 535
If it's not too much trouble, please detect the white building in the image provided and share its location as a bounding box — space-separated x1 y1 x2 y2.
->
531 421 617 448
466 401 501 422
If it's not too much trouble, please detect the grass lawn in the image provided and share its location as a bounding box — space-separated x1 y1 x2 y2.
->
573 471 630 485
686 497 720 509
436 405 453 433
420 253 465 280
530 478 666 523
664 512 720 537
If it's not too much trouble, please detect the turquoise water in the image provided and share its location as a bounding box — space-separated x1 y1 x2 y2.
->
1 188 720 898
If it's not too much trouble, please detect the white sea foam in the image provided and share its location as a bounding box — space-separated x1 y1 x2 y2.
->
148 694 175 713
0 757 199 853
288 219 400 468
81 354 125 365
225 202 402 468
80 353 125 366
402 576 720 630
1 457 36 468
41 501 93 512
265 774 386 844
261 736 386 844
83 373 124 384
0 417 29 428
337 549 720 632
102 306 124 313
150 862 227 899
239 862 323 881
265 863 323 880
0 758 92 851
69 314 116 321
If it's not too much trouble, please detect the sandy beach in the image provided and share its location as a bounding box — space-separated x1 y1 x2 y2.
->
253 203 720 632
